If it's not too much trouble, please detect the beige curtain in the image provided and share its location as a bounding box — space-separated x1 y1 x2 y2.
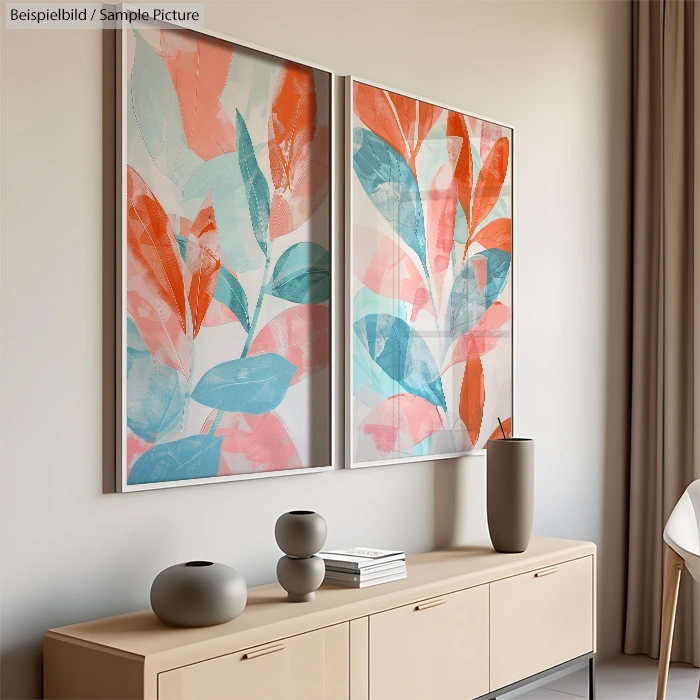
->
625 0 699 667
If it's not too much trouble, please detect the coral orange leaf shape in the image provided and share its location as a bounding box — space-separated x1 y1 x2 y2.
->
487 417 512 442
355 230 434 321
472 218 512 254
443 302 511 372
353 82 441 176
470 136 510 236
127 166 187 332
446 111 473 233
459 353 485 447
201 410 302 474
126 166 190 375
427 161 458 309
247 305 329 385
159 29 236 161
353 82 406 167
360 394 443 455
186 194 220 338
268 63 328 238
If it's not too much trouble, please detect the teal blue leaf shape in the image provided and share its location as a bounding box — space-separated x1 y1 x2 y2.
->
175 234 188 261
127 435 223 485
236 109 270 255
182 147 266 274
213 267 250 332
447 249 511 339
353 313 446 410
269 242 329 304
352 128 426 273
130 30 200 188
191 353 296 414
126 321 184 443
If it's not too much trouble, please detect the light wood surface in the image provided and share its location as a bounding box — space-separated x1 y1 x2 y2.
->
44 636 145 700
44 537 596 700
489 555 594 690
656 544 685 700
369 586 489 700
349 618 369 700
158 623 349 700
47 538 593 668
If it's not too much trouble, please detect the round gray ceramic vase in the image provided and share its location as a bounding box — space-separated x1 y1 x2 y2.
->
487 439 534 553
150 561 247 627
275 511 327 602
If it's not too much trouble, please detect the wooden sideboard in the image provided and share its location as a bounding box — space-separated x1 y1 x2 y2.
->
44 537 596 700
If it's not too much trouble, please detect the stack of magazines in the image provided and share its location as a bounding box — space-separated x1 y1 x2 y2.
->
319 547 407 588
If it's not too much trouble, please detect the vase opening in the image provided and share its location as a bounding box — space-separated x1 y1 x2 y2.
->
185 561 214 567
289 510 315 515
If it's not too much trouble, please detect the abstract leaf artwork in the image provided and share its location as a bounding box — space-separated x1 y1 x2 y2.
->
348 78 513 466
120 25 332 489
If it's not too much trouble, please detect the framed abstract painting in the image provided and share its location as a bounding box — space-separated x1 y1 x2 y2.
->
117 17 334 490
346 76 513 468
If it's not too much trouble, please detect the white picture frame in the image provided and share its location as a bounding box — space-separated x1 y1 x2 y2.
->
116 10 337 491
345 75 514 469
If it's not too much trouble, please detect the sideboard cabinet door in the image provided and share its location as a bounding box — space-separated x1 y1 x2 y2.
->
368 585 489 700
490 555 594 690
158 622 349 700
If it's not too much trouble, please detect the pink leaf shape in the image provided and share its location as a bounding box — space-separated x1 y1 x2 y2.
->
185 194 220 338
359 394 443 455
159 29 236 161
427 161 458 309
201 411 302 474
410 287 430 323
355 229 434 319
443 302 511 372
480 121 503 163
247 305 329 385
201 299 238 327
127 283 191 377
126 429 153 473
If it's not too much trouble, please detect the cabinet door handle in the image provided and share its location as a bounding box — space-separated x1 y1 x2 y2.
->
414 598 446 611
243 643 286 660
535 567 560 578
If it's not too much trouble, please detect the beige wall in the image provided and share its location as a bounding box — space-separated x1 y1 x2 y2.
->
0 2 631 697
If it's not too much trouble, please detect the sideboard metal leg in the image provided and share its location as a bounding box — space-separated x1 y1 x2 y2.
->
588 656 596 700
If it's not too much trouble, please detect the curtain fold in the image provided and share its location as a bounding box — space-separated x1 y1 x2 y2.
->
625 0 699 667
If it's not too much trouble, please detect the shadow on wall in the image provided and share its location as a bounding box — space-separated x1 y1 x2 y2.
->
433 456 491 550
1 643 43 700
103 28 117 495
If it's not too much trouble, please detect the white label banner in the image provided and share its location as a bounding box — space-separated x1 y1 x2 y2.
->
5 3 204 29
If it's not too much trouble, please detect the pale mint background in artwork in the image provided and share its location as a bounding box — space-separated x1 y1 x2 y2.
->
125 26 331 486
351 81 513 465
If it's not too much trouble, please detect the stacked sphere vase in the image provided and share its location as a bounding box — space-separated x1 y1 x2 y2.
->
275 511 327 602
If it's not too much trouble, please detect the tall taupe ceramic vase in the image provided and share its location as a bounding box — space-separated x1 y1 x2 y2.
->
487 438 534 553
